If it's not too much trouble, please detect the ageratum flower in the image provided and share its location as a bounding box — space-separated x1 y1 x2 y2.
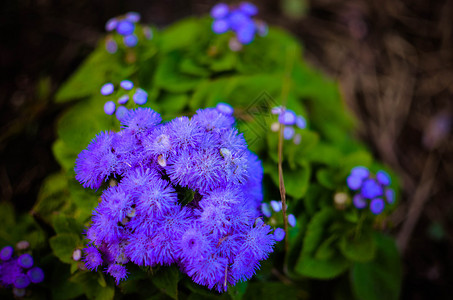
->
75 104 279 290
0 245 44 294
347 166 395 215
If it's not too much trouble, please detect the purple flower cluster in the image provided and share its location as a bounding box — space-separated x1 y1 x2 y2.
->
75 103 277 292
100 81 148 121
104 12 152 53
210 2 268 48
261 200 297 241
347 166 395 215
0 245 44 296
271 106 306 144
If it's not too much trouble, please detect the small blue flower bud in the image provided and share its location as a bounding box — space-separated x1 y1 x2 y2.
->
296 115 307 129
216 102 234 115
293 133 301 145
0 246 13 261
125 12 141 23
236 21 255 44
115 106 128 121
101 83 114 96
120 80 134 90
385 188 395 204
105 39 118 54
105 18 118 32
274 228 285 241
228 11 248 32
261 203 271 218
211 3 229 19
133 88 148 105
73 249 82 261
352 194 367 209
283 126 295 140
18 253 33 269
123 34 138 47
212 19 229 34
116 20 135 36
288 214 296 227
347 174 363 190
361 179 383 199
27 267 44 283
104 101 116 115
239 2 258 16
270 200 282 212
350 166 369 179
14 274 30 289
370 198 385 215
118 95 129 104
278 110 296 125
376 170 391 186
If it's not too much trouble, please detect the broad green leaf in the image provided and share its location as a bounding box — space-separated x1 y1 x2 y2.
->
243 282 299 300
351 233 402 300
53 139 78 171
55 46 134 103
50 233 81 264
339 229 376 263
52 214 84 235
295 208 350 278
33 172 69 222
160 18 204 52
316 168 336 189
57 100 113 153
315 234 338 260
151 265 180 300
154 52 203 93
52 264 85 300
70 271 115 300
228 280 248 300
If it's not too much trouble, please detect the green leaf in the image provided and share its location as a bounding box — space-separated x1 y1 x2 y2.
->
51 264 85 300
50 233 81 264
339 229 376 263
295 208 350 278
265 160 310 200
53 214 84 235
316 169 336 189
55 46 134 103
154 52 203 93
52 139 78 171
315 234 338 260
57 100 113 153
228 281 248 300
351 233 402 300
160 18 204 52
70 271 115 300
151 265 180 300
243 282 299 300
33 172 69 222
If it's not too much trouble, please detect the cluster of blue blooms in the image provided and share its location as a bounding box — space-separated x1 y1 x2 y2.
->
101 81 148 121
271 106 307 144
0 245 44 297
261 200 297 242
105 12 152 53
347 167 395 215
210 2 268 48
75 103 277 292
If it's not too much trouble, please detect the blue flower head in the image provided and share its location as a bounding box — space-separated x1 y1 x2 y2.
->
210 2 266 47
347 167 396 215
75 104 275 292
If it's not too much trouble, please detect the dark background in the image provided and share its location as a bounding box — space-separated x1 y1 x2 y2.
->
0 0 452 298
